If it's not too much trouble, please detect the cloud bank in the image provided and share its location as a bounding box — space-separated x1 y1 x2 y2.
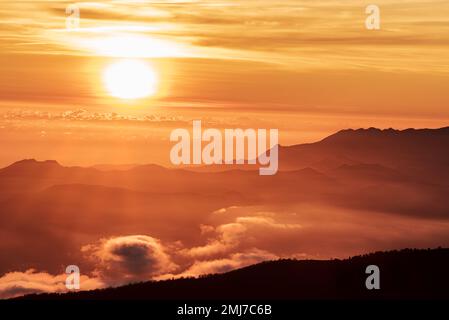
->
2 203 449 299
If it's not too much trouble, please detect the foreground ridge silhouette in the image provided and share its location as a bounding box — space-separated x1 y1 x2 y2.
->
18 248 449 300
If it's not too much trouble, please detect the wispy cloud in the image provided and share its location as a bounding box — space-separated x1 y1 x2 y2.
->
1 1 448 71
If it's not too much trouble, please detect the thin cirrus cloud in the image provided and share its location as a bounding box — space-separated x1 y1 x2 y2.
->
0 1 448 72
1 0 449 120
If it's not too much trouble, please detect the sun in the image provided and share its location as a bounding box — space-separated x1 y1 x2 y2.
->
103 60 157 100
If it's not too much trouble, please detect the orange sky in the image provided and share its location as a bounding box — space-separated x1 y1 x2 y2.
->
0 0 448 166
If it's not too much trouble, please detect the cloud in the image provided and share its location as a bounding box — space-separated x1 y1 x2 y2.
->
6 202 449 299
2 1 449 72
82 235 179 285
178 249 278 278
182 215 301 259
0 108 188 124
0 235 179 299
0 222 284 298
235 216 302 230
0 269 104 299
181 222 246 258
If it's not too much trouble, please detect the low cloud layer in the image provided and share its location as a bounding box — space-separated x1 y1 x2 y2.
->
182 215 302 259
177 249 278 278
0 269 104 299
2 203 449 299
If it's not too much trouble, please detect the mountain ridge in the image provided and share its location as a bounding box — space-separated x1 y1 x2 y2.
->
2 125 448 173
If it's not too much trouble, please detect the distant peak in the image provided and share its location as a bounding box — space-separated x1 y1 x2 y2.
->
8 159 61 168
43 160 60 166
30 159 59 164
13 159 38 164
336 127 395 135
323 126 449 142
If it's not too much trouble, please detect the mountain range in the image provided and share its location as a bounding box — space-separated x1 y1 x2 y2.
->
0 126 448 298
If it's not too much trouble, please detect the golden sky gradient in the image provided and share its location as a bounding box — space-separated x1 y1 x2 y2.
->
0 0 448 165
2 3 449 299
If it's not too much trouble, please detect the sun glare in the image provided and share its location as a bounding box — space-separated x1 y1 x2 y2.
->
82 35 187 58
103 60 158 100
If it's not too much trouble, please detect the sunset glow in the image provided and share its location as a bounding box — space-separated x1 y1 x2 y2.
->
0 0 449 303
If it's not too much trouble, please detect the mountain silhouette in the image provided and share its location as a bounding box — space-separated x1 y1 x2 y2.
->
0 127 446 217
279 126 449 184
